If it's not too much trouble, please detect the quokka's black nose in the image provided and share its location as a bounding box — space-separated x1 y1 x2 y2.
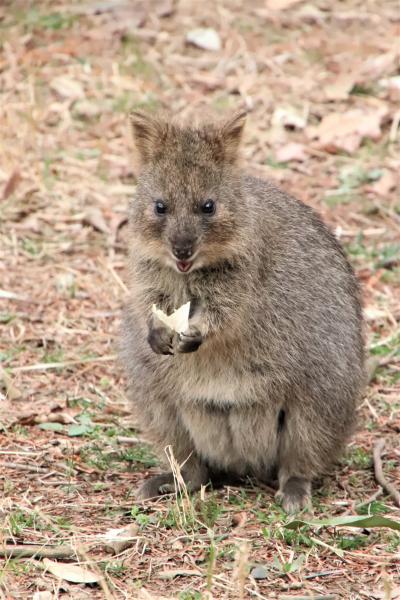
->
173 245 193 260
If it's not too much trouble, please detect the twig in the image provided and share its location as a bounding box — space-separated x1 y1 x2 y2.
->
116 435 141 444
10 354 116 373
355 487 383 511
0 461 47 473
373 439 400 507
279 596 336 600
0 544 77 559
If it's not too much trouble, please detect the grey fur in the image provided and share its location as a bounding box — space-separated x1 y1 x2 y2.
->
120 111 365 512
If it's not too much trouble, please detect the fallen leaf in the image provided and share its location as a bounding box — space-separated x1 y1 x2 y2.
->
0 365 22 400
45 412 77 425
371 586 400 600
297 3 325 23
265 0 304 9
55 272 76 295
379 76 400 91
369 169 396 196
32 592 53 600
81 0 173 19
50 76 85 100
159 568 202 579
138 591 176 600
307 106 388 154
103 523 139 554
251 565 269 580
232 511 248 528
38 422 65 432
43 559 100 584
364 307 388 322
151 0 174 17
276 143 307 162
83 208 110 234
285 514 400 531
271 106 307 130
361 51 398 80
186 28 221 52
2 169 21 201
324 74 356 101
74 100 102 118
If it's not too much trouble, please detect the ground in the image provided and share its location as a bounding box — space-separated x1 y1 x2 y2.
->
0 1 399 599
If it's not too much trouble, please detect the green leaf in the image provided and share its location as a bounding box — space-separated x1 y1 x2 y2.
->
38 422 65 432
78 413 93 426
67 423 92 437
285 515 400 531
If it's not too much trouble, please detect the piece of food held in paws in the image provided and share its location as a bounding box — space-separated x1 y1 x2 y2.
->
120 110 365 512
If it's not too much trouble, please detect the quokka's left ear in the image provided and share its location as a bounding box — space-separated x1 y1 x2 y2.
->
219 110 247 163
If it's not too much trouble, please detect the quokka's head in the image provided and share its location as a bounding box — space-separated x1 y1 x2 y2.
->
129 110 247 274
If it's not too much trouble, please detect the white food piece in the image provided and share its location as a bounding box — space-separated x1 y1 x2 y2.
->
152 302 190 333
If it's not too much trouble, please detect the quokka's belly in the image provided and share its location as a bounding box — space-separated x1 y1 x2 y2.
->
178 401 280 475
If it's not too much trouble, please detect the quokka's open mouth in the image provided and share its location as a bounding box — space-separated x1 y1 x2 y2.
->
176 260 193 273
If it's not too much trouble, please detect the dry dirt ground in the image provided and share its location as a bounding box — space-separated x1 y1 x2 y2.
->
0 1 399 599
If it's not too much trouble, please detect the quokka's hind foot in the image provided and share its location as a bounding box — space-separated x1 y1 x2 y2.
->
276 476 312 514
136 473 175 500
136 461 210 500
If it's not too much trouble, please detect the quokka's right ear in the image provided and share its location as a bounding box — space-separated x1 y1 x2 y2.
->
129 111 168 168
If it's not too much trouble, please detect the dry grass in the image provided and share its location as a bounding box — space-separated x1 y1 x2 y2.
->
0 0 399 598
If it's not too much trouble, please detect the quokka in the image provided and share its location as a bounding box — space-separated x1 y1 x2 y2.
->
120 110 365 512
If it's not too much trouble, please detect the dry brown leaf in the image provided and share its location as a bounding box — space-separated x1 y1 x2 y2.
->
36 412 77 425
103 523 139 554
50 76 85 100
0 365 22 401
83 208 110 234
371 586 400 600
2 169 21 201
271 106 307 130
32 593 53 600
276 143 307 162
138 591 178 600
74 100 102 118
324 74 356 101
265 0 303 9
232 511 248 528
307 106 388 154
186 28 221 51
369 170 396 197
361 51 398 80
43 559 100 584
159 568 202 579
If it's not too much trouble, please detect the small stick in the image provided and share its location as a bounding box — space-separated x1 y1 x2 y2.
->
0 544 77 559
10 354 116 373
279 596 336 600
355 487 383 511
116 435 141 444
1 461 48 473
373 439 400 507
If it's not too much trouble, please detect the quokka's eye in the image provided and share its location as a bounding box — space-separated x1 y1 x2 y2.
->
201 199 216 215
154 200 167 215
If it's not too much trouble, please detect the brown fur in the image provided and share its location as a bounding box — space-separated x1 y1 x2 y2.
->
120 110 365 512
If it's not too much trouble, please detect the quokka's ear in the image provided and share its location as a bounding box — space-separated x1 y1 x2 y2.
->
220 110 247 163
129 111 168 168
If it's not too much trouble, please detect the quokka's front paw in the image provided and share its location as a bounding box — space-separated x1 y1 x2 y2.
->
147 319 174 355
176 325 203 353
